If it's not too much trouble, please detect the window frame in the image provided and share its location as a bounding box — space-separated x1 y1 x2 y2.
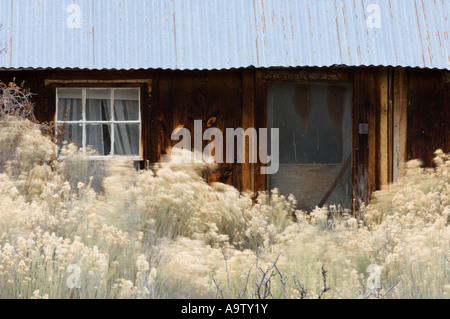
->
55 86 143 160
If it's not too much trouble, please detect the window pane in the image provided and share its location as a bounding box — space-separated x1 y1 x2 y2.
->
57 89 82 121
114 124 140 156
86 124 111 156
86 99 111 121
114 88 139 101
86 89 111 100
267 82 353 212
114 89 139 121
86 89 112 121
62 123 83 148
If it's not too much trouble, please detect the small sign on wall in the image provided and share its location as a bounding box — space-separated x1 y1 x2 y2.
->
359 123 369 135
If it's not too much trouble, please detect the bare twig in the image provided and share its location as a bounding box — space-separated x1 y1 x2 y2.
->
362 289 377 299
211 276 224 299
293 274 308 299
250 247 280 299
274 263 289 299
237 263 254 299
380 281 399 299
363 281 398 299
255 253 280 299
0 80 35 120
215 248 333 300
326 219 335 231
318 263 331 299
220 246 234 299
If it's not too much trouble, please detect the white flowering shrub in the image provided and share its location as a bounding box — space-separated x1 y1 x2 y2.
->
0 118 295 298
0 115 448 299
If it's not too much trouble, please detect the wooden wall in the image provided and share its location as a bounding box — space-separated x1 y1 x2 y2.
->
352 67 449 206
154 70 244 187
0 66 448 208
406 69 450 167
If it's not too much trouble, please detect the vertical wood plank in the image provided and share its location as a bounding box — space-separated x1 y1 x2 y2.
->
232 73 244 191
387 68 394 183
241 69 255 193
172 75 191 137
392 68 408 181
206 72 236 185
254 70 267 193
146 77 157 165
158 73 174 157
353 69 376 208
368 70 378 195
378 68 389 188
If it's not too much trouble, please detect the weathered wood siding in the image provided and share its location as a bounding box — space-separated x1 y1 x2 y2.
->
155 70 243 187
407 69 450 167
0 66 448 209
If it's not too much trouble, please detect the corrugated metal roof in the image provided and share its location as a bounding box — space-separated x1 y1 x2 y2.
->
0 0 449 70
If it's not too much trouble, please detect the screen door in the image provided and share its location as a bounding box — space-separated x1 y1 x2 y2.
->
267 82 353 212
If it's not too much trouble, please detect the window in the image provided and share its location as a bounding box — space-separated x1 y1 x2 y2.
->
267 82 353 212
56 88 141 159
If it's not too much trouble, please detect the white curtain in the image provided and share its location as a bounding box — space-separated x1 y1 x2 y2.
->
58 98 82 121
58 98 83 148
86 98 111 155
114 99 139 155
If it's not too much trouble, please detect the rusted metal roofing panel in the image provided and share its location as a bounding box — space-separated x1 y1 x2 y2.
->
0 0 448 70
